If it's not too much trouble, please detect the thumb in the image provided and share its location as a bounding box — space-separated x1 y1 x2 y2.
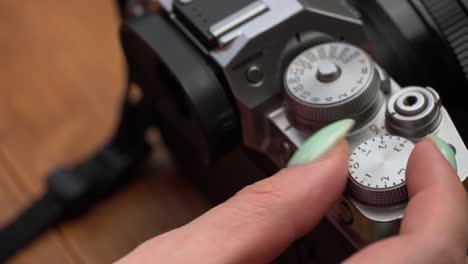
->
345 138 468 264
117 120 354 264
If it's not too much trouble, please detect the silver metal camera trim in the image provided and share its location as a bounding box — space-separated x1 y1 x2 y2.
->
160 0 367 149
268 80 468 246
160 0 468 248
208 0 367 151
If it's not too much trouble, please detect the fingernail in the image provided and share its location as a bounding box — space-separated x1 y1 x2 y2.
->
287 119 355 167
430 136 458 170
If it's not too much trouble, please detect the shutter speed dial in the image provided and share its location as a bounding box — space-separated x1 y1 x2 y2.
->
284 42 384 133
348 136 415 208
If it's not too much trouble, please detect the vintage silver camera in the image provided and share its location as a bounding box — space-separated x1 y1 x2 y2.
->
2 1 468 262
268 42 468 247
116 0 468 261
147 0 468 248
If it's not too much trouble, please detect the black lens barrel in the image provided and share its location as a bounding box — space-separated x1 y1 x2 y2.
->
349 0 468 103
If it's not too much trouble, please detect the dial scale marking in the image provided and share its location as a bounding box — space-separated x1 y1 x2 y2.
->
285 42 373 105
349 136 414 190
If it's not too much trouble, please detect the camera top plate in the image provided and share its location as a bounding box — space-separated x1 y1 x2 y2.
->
173 0 268 49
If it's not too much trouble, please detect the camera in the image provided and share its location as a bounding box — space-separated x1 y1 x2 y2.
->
2 1 468 262
277 41 468 247
120 0 468 261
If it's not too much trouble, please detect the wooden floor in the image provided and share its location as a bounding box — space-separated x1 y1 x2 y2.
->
0 1 210 263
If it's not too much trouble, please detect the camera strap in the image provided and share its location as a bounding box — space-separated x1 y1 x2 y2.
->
0 90 154 261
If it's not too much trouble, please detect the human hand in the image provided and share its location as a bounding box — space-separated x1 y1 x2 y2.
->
345 137 468 264
117 120 468 264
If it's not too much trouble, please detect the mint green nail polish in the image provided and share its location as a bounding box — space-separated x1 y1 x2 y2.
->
430 136 458 170
287 119 355 167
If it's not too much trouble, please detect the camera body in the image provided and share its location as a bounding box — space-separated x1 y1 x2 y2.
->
121 0 468 252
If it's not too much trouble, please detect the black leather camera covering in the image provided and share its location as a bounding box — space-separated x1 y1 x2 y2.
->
121 13 241 164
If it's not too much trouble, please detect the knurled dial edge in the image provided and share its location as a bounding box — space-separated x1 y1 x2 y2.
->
284 42 383 131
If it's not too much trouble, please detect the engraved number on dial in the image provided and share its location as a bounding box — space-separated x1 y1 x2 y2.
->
285 43 372 105
349 136 415 189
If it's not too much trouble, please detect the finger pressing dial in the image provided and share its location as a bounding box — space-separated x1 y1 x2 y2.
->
348 136 415 207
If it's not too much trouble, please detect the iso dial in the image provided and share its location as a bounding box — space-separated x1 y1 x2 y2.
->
348 136 415 207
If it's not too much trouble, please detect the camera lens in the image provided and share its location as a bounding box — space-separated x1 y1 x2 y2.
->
347 0 468 106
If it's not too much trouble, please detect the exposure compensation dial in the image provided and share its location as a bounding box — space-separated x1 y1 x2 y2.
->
284 42 384 132
348 136 415 207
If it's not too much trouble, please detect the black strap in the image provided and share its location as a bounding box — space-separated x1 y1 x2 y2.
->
0 81 154 261
0 144 149 261
0 3 157 259
0 193 63 260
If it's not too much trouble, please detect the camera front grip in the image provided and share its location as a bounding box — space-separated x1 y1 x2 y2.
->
0 89 153 261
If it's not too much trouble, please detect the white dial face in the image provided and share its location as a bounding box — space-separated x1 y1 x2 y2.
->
349 136 415 190
284 42 373 105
